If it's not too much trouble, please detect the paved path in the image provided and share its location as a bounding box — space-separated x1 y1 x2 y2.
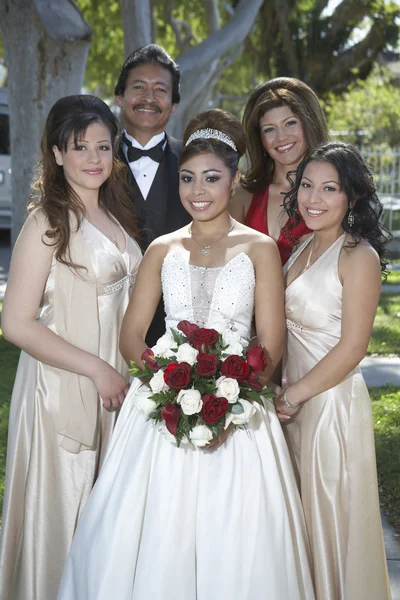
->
361 356 400 387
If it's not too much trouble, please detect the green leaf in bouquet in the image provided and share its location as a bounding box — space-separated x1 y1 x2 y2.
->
129 361 144 377
230 402 244 415
148 410 162 421
156 357 177 367
260 389 275 399
246 391 264 404
170 327 186 346
176 417 188 447
149 390 176 406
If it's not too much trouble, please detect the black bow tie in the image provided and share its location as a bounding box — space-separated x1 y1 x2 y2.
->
123 135 165 163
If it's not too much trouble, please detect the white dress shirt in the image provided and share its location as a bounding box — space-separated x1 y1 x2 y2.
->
123 131 166 200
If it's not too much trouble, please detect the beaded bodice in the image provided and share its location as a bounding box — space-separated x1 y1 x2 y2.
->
161 248 255 339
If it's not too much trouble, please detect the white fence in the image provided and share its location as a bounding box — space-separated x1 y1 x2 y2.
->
359 146 400 231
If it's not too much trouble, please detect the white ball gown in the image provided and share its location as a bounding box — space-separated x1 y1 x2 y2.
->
58 249 315 600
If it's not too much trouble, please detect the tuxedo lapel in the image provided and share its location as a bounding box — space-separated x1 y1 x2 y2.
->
118 134 190 249
164 134 190 234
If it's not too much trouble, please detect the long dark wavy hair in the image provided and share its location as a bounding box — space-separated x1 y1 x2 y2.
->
28 94 140 268
283 141 391 272
241 77 329 194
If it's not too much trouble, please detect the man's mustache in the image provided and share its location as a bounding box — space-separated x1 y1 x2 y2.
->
132 103 161 112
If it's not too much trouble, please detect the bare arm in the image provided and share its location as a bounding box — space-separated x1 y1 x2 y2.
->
277 242 381 413
229 183 253 223
2 210 128 408
119 240 167 366
252 238 285 383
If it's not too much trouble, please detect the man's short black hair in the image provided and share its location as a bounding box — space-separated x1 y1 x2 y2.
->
114 44 180 104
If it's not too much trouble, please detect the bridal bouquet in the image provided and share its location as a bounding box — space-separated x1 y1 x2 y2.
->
130 320 274 447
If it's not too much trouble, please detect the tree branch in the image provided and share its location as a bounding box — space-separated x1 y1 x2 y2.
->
120 0 152 57
321 0 370 46
202 0 221 34
322 20 388 91
33 0 91 41
164 0 193 54
271 0 299 75
178 0 263 71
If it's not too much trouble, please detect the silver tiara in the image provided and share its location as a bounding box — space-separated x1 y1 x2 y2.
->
185 128 237 152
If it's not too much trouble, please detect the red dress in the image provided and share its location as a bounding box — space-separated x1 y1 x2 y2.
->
245 186 311 266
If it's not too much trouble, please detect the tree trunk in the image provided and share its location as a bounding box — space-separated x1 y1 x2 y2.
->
172 0 264 138
0 0 91 242
121 0 152 55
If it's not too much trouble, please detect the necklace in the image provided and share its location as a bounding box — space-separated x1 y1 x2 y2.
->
188 219 236 256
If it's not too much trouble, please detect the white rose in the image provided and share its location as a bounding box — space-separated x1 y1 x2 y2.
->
208 316 229 334
176 343 199 366
135 389 157 416
225 399 257 428
222 329 245 356
152 332 177 359
189 424 213 447
149 369 169 393
216 376 240 403
176 389 203 416
223 342 244 356
222 329 241 346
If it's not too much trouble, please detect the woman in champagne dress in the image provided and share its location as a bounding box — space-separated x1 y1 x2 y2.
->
230 78 329 264
274 142 391 599
0 95 142 600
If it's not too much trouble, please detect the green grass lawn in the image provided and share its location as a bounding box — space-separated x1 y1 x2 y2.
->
368 292 400 356
0 302 20 513
386 270 400 286
371 385 400 529
0 301 400 529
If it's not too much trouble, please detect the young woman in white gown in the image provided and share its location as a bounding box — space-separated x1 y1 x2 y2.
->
0 95 142 600
58 109 315 600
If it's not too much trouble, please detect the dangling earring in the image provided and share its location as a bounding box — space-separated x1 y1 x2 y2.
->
348 210 355 227
229 188 236 199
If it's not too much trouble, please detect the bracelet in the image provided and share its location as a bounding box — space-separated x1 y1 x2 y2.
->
283 389 298 410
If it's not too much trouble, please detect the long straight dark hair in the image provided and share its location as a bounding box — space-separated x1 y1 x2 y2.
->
28 94 140 268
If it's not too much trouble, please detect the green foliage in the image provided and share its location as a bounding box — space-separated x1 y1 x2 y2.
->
370 385 400 528
0 302 20 515
76 0 124 98
324 67 400 146
368 292 400 356
386 270 400 286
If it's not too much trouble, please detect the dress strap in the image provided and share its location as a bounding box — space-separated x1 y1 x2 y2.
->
283 234 313 276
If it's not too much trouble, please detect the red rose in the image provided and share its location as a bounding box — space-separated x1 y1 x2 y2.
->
163 362 192 390
201 394 228 425
221 355 250 380
161 402 182 436
244 370 263 392
246 346 267 373
188 327 219 351
196 353 219 377
177 320 199 338
141 348 160 372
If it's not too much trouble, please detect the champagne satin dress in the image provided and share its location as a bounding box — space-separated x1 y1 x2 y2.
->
283 234 391 600
0 219 142 600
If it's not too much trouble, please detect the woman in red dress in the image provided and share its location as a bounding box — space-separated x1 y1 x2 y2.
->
231 78 329 265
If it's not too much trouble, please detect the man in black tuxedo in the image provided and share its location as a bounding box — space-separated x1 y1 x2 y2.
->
115 44 190 345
